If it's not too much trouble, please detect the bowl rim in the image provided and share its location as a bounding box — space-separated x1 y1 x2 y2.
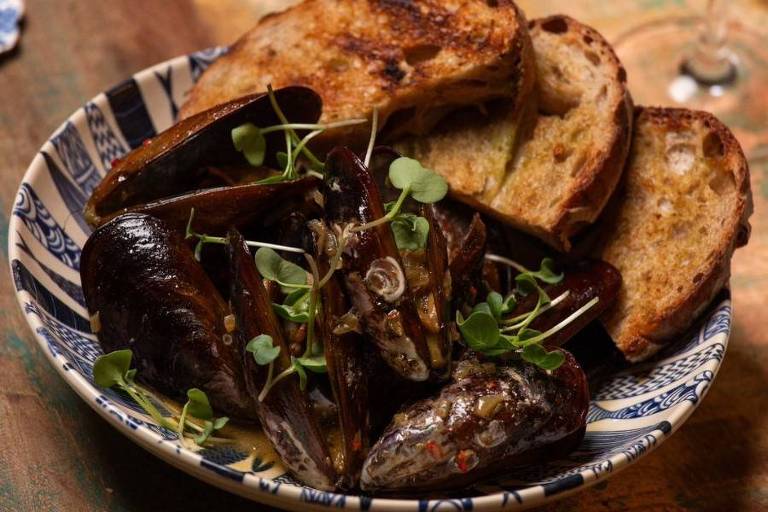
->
6 50 731 511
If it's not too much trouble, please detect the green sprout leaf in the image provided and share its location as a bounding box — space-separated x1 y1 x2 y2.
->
232 123 267 167
93 349 133 388
272 289 311 323
254 247 309 293
246 334 281 365
194 417 230 446
456 310 500 352
521 344 565 370
487 292 516 321
185 388 214 421
391 213 430 251
294 355 327 374
388 157 448 204
514 273 539 296
530 258 564 284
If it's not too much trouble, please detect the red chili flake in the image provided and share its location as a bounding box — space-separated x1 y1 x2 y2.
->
142 138 152 146
352 432 362 452
110 158 121 168
486 381 499 391
456 450 474 473
425 440 442 459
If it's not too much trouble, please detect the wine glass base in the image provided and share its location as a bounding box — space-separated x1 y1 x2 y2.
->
614 16 768 155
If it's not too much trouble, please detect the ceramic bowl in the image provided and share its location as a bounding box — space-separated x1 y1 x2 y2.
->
8 48 731 511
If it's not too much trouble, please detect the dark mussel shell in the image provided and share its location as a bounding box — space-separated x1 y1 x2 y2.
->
368 147 453 379
80 213 255 419
323 147 434 382
84 86 322 226
226 228 337 490
515 259 622 348
309 220 371 489
127 177 321 234
360 350 589 493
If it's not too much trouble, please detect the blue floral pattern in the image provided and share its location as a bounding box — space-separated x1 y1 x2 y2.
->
8 48 732 512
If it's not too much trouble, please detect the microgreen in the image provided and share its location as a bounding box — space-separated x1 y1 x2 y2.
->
178 388 229 446
351 157 447 234
390 213 430 251
185 209 305 262
246 334 281 365
231 85 367 184
364 108 379 167
93 350 229 446
456 309 500 351
454 258 592 371
487 291 516 321
232 122 267 166
93 349 133 389
272 289 312 323
195 417 230 446
389 157 449 204
254 247 311 294
521 344 566 371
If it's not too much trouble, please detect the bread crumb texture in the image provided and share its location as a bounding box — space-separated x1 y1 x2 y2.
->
598 107 751 361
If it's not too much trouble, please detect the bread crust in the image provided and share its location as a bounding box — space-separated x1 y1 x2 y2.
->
399 15 633 251
180 0 532 147
597 107 752 361
527 15 633 250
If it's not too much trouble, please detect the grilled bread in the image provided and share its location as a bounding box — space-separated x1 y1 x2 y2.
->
397 15 633 251
591 107 752 362
180 0 535 146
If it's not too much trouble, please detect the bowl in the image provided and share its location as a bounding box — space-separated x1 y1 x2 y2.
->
7 48 730 511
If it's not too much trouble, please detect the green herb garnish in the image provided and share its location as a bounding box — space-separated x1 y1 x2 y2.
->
178 388 229 446
455 258 593 371
390 212 430 251
351 157 447 233
185 208 305 262
94 350 229 446
254 247 311 294
272 289 312 323
231 122 266 166
230 85 367 183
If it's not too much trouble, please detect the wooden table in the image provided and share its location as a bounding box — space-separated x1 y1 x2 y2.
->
1 1 766 510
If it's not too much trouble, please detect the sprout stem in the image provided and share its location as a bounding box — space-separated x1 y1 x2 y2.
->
521 297 599 346
364 108 379 167
484 253 529 274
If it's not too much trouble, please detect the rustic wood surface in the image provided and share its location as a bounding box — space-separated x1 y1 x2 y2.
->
0 1 766 510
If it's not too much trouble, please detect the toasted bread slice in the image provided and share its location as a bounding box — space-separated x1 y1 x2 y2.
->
180 0 534 146
592 107 752 362
397 15 633 251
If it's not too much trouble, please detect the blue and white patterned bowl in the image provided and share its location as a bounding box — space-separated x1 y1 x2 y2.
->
8 49 731 511
0 0 24 54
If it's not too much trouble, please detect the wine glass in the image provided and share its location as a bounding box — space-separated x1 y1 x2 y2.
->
613 0 768 156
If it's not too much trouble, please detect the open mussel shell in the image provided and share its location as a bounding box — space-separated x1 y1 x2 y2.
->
307 220 371 489
125 177 321 233
84 86 322 226
80 213 256 419
226 228 337 490
323 147 441 382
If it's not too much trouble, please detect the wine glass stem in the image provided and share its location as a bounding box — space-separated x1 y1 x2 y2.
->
681 0 737 86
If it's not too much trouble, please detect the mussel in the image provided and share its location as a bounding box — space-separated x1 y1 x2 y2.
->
227 228 337 490
323 147 450 382
84 87 322 226
128 177 321 234
309 220 371 489
80 213 256 419
360 350 589 493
